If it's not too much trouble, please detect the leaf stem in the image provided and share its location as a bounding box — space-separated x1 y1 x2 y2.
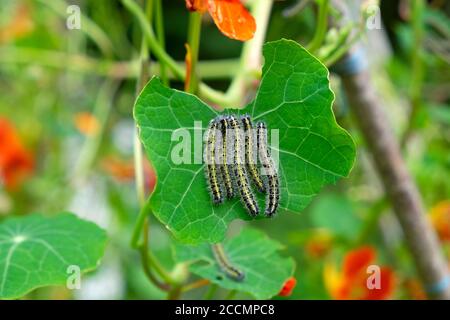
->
181 279 210 293
307 0 330 53
121 0 232 105
139 219 171 291
154 0 168 85
0 47 240 80
186 11 203 93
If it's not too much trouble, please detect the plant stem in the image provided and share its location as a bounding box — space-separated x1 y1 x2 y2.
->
154 0 168 85
139 219 171 291
340 59 450 300
0 47 241 80
186 11 203 93
121 0 184 78
401 0 425 147
121 0 230 105
181 279 210 293
322 24 364 67
36 0 114 57
225 0 273 107
307 0 330 53
72 80 118 182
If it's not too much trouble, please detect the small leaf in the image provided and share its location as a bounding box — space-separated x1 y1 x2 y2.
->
175 228 295 299
0 213 107 299
135 39 356 244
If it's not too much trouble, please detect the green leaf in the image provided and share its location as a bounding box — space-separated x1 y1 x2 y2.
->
135 39 356 244
175 228 295 299
0 213 107 299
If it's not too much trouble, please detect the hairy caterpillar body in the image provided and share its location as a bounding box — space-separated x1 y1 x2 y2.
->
211 243 245 282
241 115 265 193
228 115 259 217
204 118 223 204
256 122 280 217
218 116 236 199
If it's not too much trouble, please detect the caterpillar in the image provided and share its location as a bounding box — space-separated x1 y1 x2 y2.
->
204 118 223 204
211 243 245 282
256 121 280 217
218 116 235 199
241 115 265 193
228 115 259 217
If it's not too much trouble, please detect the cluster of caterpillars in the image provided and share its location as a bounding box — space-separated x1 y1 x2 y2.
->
204 114 280 218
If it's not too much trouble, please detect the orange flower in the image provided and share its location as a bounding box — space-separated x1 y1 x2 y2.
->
324 246 395 300
0 118 34 190
0 4 34 44
101 156 156 194
429 201 450 242
278 277 297 297
185 0 256 41
74 112 100 137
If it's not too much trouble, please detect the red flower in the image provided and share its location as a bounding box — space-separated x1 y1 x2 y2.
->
324 246 396 300
278 277 297 297
0 118 34 190
185 0 256 41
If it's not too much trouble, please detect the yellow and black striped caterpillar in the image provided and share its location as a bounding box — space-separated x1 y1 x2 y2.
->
228 115 259 217
256 121 280 217
203 114 279 217
241 115 265 193
218 116 236 199
211 243 245 282
204 118 224 205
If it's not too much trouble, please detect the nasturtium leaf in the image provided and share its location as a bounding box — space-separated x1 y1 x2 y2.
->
134 39 356 244
0 213 107 299
175 228 295 299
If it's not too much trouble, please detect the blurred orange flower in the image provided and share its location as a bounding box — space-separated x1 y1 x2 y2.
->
74 112 100 137
0 118 34 190
101 156 156 194
0 4 34 44
185 0 256 41
278 277 297 297
429 201 450 242
324 246 395 300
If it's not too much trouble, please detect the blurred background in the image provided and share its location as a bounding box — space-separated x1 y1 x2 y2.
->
0 0 449 299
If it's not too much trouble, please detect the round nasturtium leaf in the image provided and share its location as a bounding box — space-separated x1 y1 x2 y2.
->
134 39 356 244
175 228 295 299
0 213 107 299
